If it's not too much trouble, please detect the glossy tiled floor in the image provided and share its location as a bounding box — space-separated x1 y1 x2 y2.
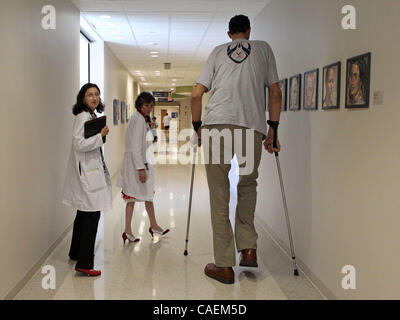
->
14 135 324 300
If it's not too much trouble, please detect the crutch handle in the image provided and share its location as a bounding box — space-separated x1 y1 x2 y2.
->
267 120 279 155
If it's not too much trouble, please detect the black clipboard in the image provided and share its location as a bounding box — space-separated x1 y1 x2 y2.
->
84 116 106 143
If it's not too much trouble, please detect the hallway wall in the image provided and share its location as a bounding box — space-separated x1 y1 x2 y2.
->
103 44 135 178
253 0 400 299
0 0 80 299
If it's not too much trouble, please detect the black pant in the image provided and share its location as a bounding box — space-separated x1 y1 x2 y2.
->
69 210 100 269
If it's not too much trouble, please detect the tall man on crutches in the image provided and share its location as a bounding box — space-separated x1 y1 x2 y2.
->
191 14 282 284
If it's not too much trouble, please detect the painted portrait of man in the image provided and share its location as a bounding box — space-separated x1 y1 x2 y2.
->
289 74 301 110
322 62 340 109
346 53 371 108
304 69 318 110
278 79 287 111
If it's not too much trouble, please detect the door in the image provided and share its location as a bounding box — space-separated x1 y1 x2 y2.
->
161 109 167 130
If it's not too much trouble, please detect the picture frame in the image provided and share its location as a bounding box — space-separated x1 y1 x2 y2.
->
289 74 301 111
265 78 287 116
279 79 287 111
345 52 371 108
303 69 319 110
121 101 126 124
113 99 120 125
322 61 341 110
126 104 130 122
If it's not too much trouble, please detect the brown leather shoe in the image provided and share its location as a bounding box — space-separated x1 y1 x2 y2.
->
204 263 234 284
239 249 258 267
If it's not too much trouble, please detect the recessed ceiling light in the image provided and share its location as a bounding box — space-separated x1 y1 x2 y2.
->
143 83 148 85
151 55 159 58
140 77 146 81
150 51 159 54
116 37 123 40
100 15 111 19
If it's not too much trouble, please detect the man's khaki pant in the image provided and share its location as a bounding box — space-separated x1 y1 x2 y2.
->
203 124 263 267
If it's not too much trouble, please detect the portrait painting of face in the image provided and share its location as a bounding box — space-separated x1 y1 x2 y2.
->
322 62 341 109
265 79 287 116
303 69 319 110
121 101 126 123
289 74 301 110
113 99 120 125
279 79 287 111
346 53 371 108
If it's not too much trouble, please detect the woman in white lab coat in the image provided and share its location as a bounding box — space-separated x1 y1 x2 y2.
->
117 92 169 243
63 83 112 277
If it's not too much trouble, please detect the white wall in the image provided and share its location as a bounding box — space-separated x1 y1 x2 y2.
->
253 0 400 299
0 0 80 299
103 44 135 178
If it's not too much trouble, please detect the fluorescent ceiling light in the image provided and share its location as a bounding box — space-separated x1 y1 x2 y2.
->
116 37 123 40
151 55 159 58
100 15 111 19
150 51 159 54
102 22 115 28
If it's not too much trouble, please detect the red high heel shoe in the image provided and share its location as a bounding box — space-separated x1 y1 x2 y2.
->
75 268 101 277
122 232 140 244
149 227 170 237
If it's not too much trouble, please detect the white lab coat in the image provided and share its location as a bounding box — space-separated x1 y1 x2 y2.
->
62 111 113 212
163 115 171 127
116 111 155 201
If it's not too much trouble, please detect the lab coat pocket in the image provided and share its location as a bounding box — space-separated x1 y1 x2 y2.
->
80 159 107 192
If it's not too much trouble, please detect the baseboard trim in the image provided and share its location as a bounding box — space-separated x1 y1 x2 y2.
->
3 224 73 300
255 216 337 300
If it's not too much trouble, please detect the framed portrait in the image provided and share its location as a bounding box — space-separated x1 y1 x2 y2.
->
113 99 120 125
345 52 371 108
303 69 319 110
289 74 301 111
126 104 130 122
121 101 126 123
265 79 288 118
322 61 341 110
279 79 287 111
265 86 270 120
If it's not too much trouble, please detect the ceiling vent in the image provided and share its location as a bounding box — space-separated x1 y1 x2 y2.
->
164 62 171 70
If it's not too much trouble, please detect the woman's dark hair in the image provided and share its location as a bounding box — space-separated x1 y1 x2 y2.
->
72 83 105 115
229 15 250 35
135 92 155 111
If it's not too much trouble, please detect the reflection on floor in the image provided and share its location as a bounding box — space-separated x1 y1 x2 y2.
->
14 141 324 300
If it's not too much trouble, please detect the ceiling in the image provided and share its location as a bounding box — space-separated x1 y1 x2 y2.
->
71 0 271 92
